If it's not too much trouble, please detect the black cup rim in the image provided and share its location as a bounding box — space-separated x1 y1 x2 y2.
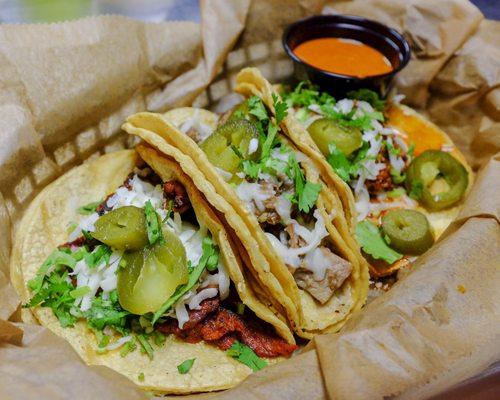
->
282 14 411 82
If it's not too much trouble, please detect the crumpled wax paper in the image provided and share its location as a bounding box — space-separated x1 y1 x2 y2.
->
0 1 498 399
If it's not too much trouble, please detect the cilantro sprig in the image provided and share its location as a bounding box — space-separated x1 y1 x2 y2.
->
272 93 288 125
227 341 267 372
281 81 335 109
177 358 196 374
286 154 322 213
355 221 402 264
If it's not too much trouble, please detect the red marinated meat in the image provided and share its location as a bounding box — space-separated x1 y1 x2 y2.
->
163 181 191 213
157 299 297 358
59 236 87 249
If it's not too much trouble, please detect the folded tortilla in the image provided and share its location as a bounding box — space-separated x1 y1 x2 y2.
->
123 104 370 338
11 147 294 394
236 67 473 276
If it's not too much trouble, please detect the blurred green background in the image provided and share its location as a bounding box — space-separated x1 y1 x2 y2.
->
0 0 200 23
0 0 497 23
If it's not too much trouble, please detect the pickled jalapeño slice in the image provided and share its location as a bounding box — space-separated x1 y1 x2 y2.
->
117 229 188 315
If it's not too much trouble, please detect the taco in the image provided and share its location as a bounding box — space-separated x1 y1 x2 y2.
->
236 68 473 279
122 93 370 338
11 146 298 394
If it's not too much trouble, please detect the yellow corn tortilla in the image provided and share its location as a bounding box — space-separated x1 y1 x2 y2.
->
11 147 291 394
122 108 370 338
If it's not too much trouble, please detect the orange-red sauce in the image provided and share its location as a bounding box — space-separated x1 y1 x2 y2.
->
293 38 393 78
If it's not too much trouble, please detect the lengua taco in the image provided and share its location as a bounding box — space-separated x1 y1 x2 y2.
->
122 92 370 338
235 68 473 279
12 146 298 394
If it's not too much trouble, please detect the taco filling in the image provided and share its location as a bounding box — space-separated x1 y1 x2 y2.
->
180 96 353 306
24 164 296 360
281 83 469 277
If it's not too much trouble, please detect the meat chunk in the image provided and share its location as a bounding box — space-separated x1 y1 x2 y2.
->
286 224 306 248
185 127 201 143
365 153 393 195
294 247 352 304
163 180 191 213
157 299 297 358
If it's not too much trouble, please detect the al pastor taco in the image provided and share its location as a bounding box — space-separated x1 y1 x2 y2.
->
11 146 297 394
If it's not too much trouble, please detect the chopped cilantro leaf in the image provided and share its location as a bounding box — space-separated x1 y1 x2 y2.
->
299 182 322 213
347 88 386 111
408 179 423 200
144 200 163 245
153 331 166 346
77 200 101 215
120 338 137 357
67 221 78 235
236 302 245 315
355 221 402 264
81 229 94 242
327 143 351 182
242 160 261 179
138 372 145 382
261 123 279 160
408 143 415 158
137 334 154 360
227 342 267 372
177 358 196 374
386 187 406 198
201 237 219 271
282 81 335 108
390 169 406 184
85 290 129 331
25 269 78 327
26 248 77 295
386 140 401 156
84 245 111 269
70 286 90 299
247 96 268 122
287 154 321 213
272 93 288 125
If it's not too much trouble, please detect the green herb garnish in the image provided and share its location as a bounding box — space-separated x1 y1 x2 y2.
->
77 201 101 215
177 358 196 374
227 342 267 372
347 88 386 111
137 334 154 360
144 200 163 245
355 221 402 264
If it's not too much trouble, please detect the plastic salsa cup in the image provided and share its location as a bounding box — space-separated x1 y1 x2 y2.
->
282 14 411 98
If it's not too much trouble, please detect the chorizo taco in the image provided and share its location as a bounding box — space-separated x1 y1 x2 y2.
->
236 68 473 279
122 91 370 338
11 146 297 394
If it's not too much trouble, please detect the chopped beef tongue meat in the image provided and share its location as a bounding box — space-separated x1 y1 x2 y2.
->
294 247 352 304
185 127 201 143
163 181 191 213
157 298 297 358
